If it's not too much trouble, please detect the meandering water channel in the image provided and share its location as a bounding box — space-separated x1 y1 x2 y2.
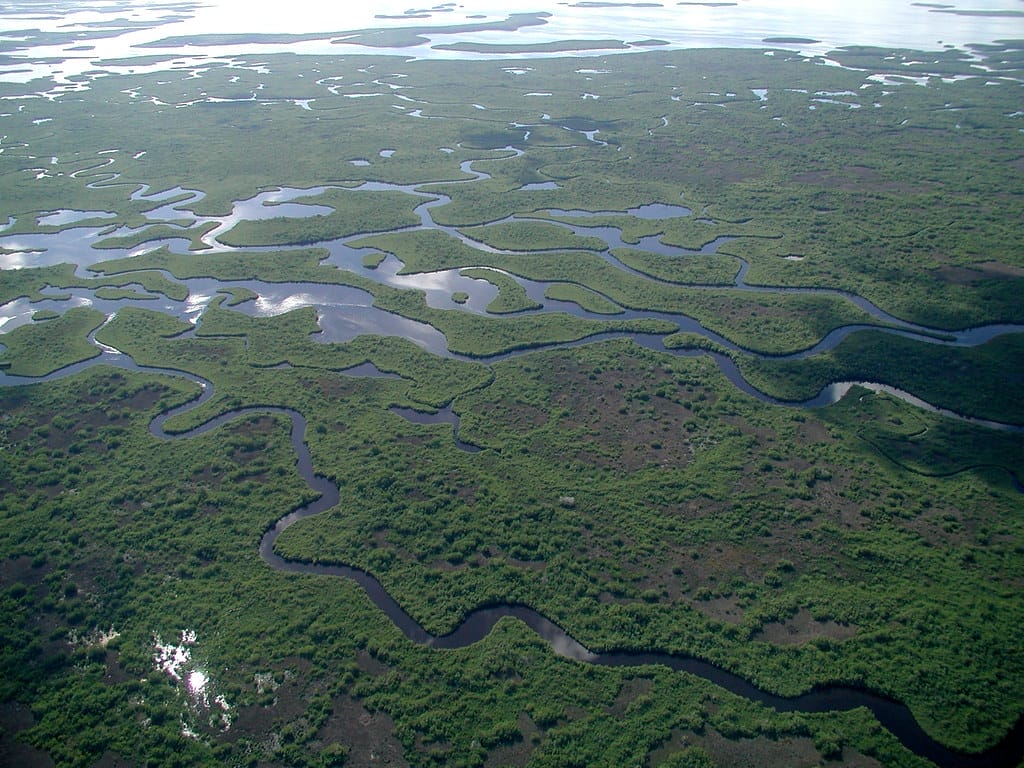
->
1 322 1023 765
3 4 1023 762
3 146 1024 765
4 147 1023 370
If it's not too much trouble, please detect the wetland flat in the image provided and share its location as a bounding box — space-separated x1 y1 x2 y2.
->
1 2 1022 767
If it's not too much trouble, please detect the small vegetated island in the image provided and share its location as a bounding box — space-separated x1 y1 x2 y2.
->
0 4 1022 768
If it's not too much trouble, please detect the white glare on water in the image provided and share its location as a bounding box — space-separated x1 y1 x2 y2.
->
1 0 1021 85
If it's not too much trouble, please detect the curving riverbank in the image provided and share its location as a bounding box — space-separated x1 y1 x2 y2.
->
10 147 1024 364
217 382 1024 768
2 148 1022 761
1 339 1023 765
3 23 1023 766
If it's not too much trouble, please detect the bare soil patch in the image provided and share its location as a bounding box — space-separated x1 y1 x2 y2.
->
103 649 134 685
0 702 53 768
680 541 769 593
936 265 987 285
316 697 408 768
484 712 539 768
607 676 654 716
795 416 833 445
316 375 366 399
791 165 927 195
975 261 1024 278
541 356 704 472
0 554 47 588
124 386 163 411
693 729 882 768
753 608 857 645
225 658 322 745
355 649 390 676
648 727 883 767
93 750 134 768
934 260 1024 285
474 399 548 433
696 595 746 625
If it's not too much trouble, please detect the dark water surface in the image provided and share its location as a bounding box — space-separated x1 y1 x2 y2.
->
142 362 1022 768
1 340 1022 764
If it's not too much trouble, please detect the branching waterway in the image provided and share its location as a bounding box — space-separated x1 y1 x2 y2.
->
1 334 1022 766
4 146 1023 371
3 108 1024 768
2 4 1023 765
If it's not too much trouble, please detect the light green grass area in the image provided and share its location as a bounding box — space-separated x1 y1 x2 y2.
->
459 267 541 313
92 247 678 357
433 39 632 54
0 263 188 304
543 282 622 314
611 247 741 286
2 48 1017 328
93 286 159 301
217 286 258 306
459 220 609 252
0 307 105 375
737 329 1024 424
93 221 217 251
350 230 890 354
219 189 421 246
4 328 1020 767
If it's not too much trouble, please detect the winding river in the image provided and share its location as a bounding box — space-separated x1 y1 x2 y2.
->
4 148 1023 372
3 4 1023 761
169 364 1024 768
3 148 1024 765
1 327 1023 766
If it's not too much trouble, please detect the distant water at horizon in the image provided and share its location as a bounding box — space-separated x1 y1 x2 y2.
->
1 0 1022 84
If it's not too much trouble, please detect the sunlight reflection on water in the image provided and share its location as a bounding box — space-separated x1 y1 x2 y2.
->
1 0 1020 86
152 630 232 733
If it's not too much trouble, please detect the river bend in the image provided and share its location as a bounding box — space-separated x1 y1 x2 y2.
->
1 339 1023 766
2 151 1024 766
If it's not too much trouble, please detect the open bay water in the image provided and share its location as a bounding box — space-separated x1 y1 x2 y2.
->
1 0 1022 85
